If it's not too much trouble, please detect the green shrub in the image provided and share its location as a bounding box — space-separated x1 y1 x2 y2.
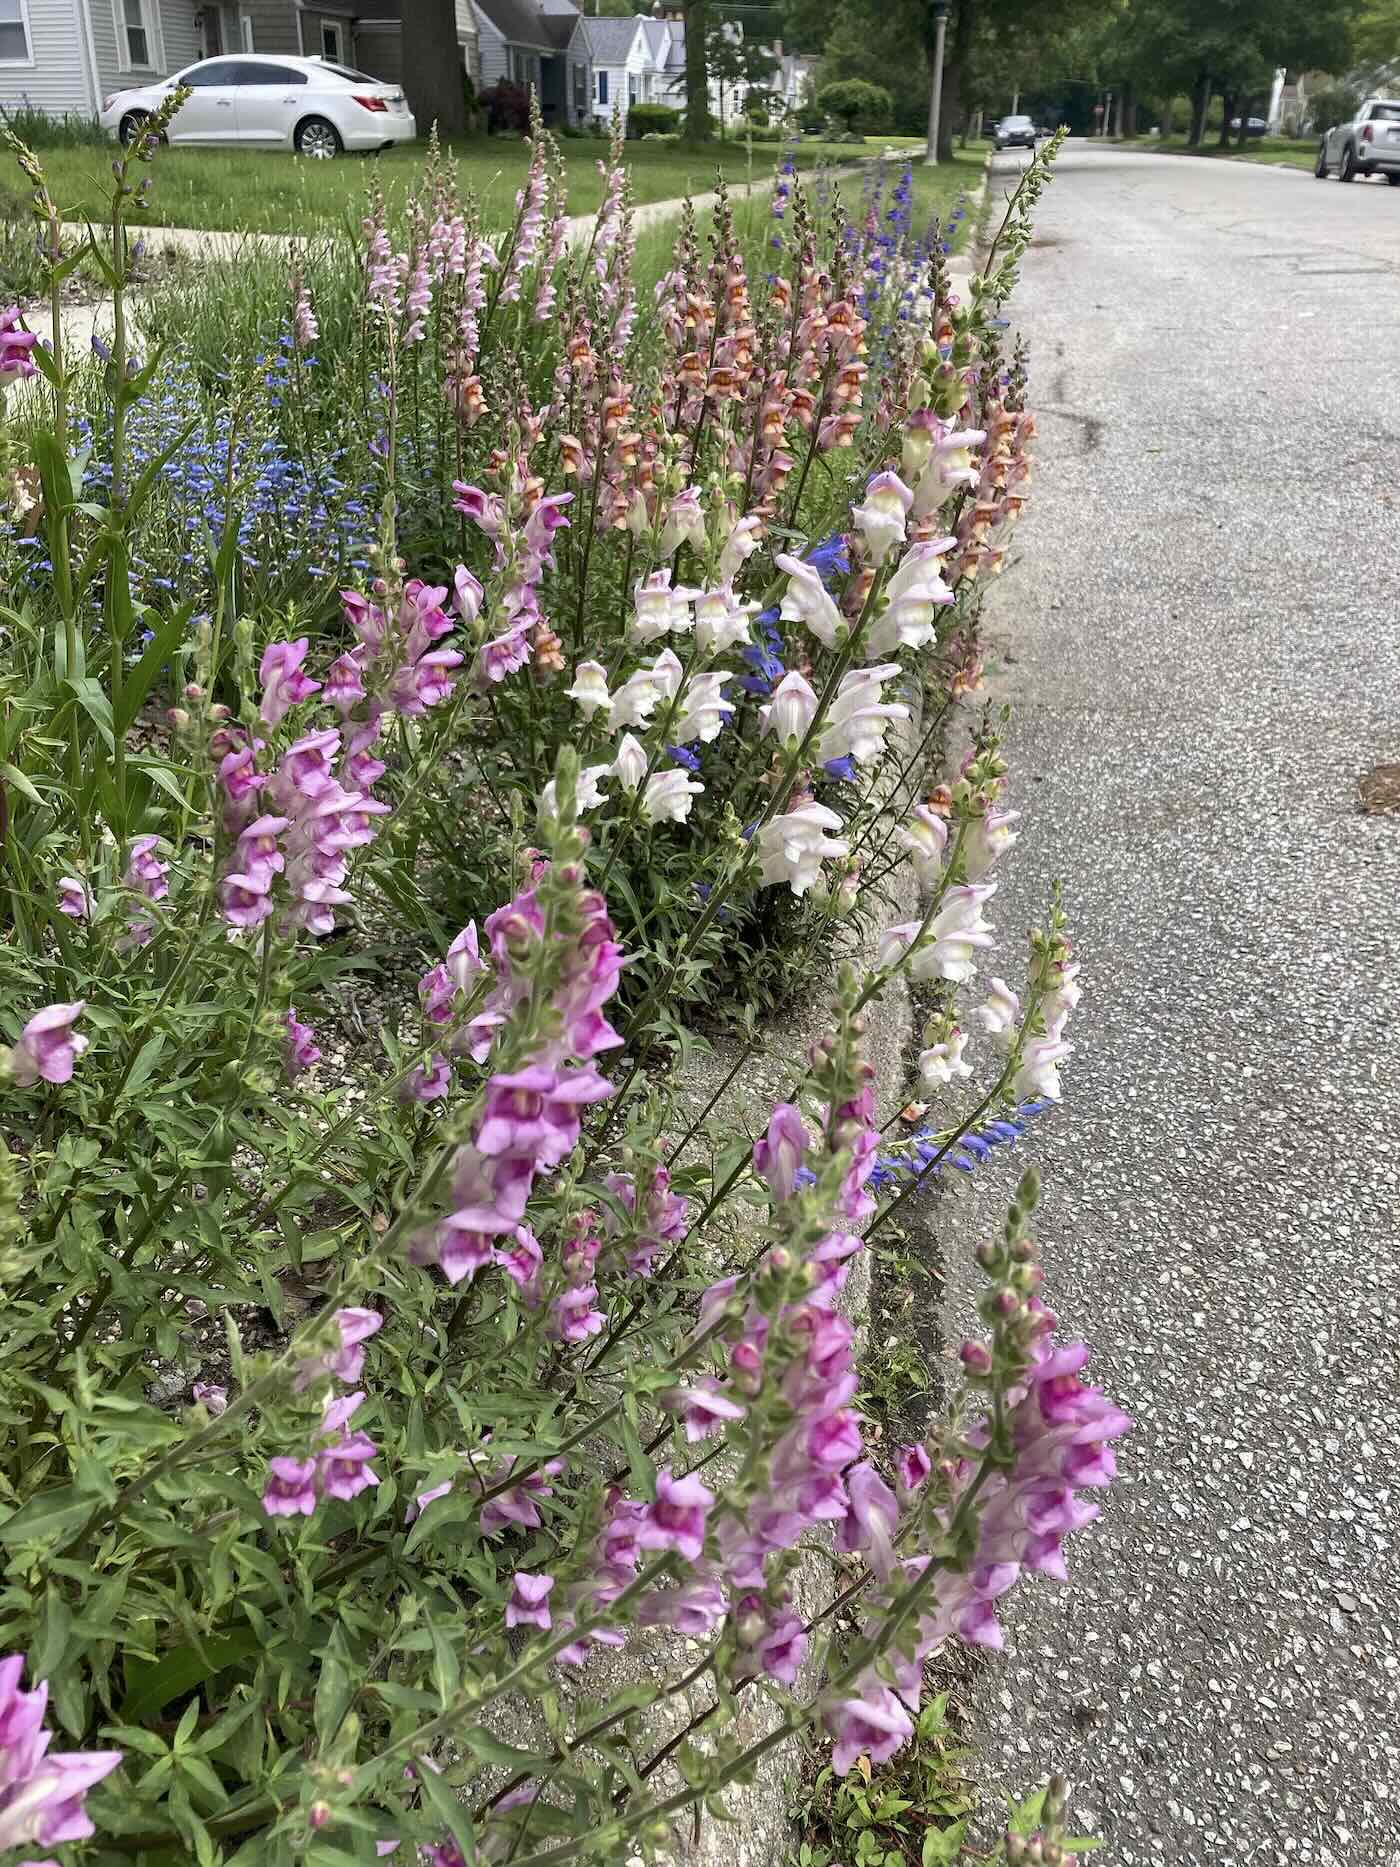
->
817 78 893 134
626 102 681 137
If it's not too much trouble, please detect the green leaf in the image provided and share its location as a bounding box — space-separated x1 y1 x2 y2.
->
0 1484 92 1546
121 1034 168 1100
115 604 194 733
313 1621 355 1750
119 1628 262 1724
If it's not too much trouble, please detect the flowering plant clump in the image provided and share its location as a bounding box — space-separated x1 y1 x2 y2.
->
0 116 1125 1865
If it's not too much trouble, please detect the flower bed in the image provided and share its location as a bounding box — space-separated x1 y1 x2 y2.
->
0 108 1123 1867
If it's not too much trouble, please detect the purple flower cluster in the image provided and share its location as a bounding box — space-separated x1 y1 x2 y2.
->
452 478 572 687
0 1653 122 1852
825 1332 1130 1773
262 1389 381 1517
407 873 624 1285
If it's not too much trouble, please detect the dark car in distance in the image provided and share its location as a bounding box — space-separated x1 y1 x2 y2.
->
994 114 1037 150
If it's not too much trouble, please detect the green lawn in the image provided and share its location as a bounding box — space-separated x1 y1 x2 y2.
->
1119 133 1317 171
7 133 932 237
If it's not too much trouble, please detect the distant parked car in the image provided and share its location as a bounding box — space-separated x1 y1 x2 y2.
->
994 114 1037 150
99 55 416 159
1228 116 1269 138
1315 97 1400 182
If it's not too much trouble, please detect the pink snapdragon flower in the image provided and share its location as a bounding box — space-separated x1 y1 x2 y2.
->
476 1064 614 1170
258 639 322 726
8 1003 87 1088
752 1103 811 1200
0 1654 122 1851
0 306 39 385
638 1467 714 1564
56 875 90 921
505 1571 555 1631
551 1282 605 1344
262 1456 319 1517
285 1007 322 1078
293 1309 383 1391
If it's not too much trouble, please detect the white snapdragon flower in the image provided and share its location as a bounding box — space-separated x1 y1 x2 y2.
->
816 664 910 767
911 427 986 517
878 883 997 984
757 802 849 897
612 733 648 792
761 670 819 745
897 804 948 885
851 469 914 566
1013 1019 1073 1104
643 768 704 825
719 513 763 580
658 487 707 555
541 763 612 818
919 1027 973 1087
672 672 734 745
964 807 1020 881
695 585 760 657
973 977 1021 1051
566 659 612 721
631 569 696 644
865 540 957 655
775 553 843 650
1043 960 1083 1027
611 648 684 727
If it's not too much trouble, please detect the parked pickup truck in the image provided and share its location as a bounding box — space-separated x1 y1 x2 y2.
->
1315 99 1400 183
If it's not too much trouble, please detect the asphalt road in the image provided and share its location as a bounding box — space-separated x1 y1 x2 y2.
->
955 143 1400 1866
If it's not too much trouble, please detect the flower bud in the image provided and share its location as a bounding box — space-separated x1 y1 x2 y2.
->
166 707 190 731
993 1288 1019 1317
959 1339 993 1377
183 681 204 700
308 1802 331 1830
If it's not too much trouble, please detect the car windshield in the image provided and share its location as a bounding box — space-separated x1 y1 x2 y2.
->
1002 116 1032 128
1371 104 1400 121
315 61 384 84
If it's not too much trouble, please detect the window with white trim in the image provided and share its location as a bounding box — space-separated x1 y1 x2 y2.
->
320 19 342 61
0 0 31 63
122 0 152 66
596 67 607 104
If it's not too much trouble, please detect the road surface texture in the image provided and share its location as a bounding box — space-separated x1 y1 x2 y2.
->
953 144 1400 1865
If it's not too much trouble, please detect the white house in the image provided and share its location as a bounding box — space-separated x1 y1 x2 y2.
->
565 12 651 131
471 0 576 123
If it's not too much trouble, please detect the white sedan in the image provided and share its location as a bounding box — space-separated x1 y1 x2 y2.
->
100 54 416 158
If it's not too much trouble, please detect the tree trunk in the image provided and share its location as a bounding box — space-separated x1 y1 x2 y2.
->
1187 73 1208 146
1235 96 1252 147
938 0 976 163
400 0 467 139
1218 90 1235 149
683 0 710 143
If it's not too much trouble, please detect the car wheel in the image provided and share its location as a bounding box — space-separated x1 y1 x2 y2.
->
1314 141 1328 177
295 116 342 160
1339 142 1357 181
119 110 150 147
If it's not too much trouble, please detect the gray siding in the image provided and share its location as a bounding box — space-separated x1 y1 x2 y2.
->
88 0 200 98
238 0 298 55
352 18 400 82
0 0 94 115
475 7 505 86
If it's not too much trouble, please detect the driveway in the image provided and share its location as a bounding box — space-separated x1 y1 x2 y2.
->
957 143 1400 1865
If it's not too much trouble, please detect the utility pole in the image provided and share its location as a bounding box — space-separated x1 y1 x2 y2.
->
924 0 950 165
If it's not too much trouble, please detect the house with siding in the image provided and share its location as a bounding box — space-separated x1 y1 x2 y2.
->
0 0 479 118
470 0 576 124
564 12 649 131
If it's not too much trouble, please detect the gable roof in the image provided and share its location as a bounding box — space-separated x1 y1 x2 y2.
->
640 18 668 61
579 15 644 63
473 0 575 52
